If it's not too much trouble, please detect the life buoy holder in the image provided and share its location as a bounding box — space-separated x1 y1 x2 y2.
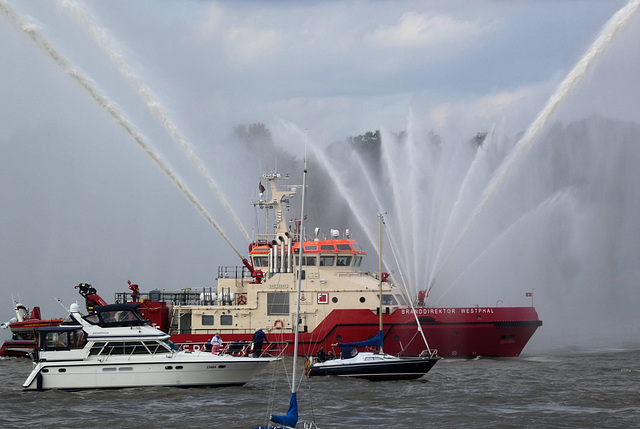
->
274 319 284 329
237 294 247 305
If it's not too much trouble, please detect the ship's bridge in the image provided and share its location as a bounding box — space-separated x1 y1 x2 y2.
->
249 238 367 275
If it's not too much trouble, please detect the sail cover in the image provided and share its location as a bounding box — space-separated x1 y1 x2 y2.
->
336 330 383 348
271 392 298 428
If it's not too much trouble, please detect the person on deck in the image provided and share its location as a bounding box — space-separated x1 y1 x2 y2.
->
316 347 327 362
252 328 268 357
210 333 223 355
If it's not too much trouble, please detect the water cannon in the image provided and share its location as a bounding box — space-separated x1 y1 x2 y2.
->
241 258 263 284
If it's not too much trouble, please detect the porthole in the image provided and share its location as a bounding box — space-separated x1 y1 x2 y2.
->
165 366 173 370
359 297 365 303
332 297 338 303
42 369 49 373
58 368 66 373
175 366 184 370
394 335 400 341
336 335 342 341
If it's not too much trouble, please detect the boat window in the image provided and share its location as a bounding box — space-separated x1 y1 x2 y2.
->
146 341 166 354
294 256 317 266
336 244 352 251
394 295 407 306
336 256 352 266
44 331 69 350
89 342 107 356
85 314 100 324
220 315 233 326
304 245 318 252
253 256 269 267
319 256 335 266
68 330 87 349
320 244 335 251
267 292 290 315
378 294 398 305
202 315 214 326
353 256 363 267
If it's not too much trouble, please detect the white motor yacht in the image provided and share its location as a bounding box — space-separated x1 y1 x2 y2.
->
23 303 276 391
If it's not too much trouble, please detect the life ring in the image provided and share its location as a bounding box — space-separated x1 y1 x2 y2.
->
274 319 284 330
237 294 247 305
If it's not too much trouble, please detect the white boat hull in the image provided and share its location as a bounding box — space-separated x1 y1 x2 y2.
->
23 352 273 390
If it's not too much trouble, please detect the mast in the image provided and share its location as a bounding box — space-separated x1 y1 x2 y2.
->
291 167 306 391
378 212 384 354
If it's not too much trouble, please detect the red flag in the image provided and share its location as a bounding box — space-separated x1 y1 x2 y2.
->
526 292 533 297
259 182 266 193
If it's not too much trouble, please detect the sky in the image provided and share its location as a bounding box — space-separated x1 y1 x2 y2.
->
1 0 639 351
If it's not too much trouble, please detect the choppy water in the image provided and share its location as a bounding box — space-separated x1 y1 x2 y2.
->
1 347 639 428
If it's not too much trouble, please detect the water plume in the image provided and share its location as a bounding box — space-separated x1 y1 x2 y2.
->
60 0 252 244
427 0 640 291
0 0 245 260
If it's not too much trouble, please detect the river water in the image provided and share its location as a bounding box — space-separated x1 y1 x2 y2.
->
1 346 639 428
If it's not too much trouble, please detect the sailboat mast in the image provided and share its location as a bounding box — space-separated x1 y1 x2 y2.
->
291 167 307 392
378 213 384 354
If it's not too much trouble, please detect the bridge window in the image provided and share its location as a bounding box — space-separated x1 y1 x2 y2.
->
336 256 352 266
336 244 352 251
321 244 335 251
354 256 363 267
319 256 335 266
295 256 317 266
253 256 269 267
202 315 214 326
220 315 233 325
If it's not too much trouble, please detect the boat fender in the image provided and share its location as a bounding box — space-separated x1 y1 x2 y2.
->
237 295 247 305
304 356 313 376
36 372 43 391
274 319 284 329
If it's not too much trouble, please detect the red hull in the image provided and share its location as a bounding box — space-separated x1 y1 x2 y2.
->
161 306 542 358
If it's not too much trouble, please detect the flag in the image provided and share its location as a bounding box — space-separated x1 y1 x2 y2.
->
526 292 533 297
259 182 265 193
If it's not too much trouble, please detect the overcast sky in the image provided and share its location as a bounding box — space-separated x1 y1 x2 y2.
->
1 0 639 349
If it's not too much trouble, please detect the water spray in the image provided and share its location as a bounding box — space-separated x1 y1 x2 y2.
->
1 0 246 261
427 0 640 293
60 0 252 244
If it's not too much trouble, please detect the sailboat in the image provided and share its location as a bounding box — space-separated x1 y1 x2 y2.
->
254 167 315 429
306 213 440 381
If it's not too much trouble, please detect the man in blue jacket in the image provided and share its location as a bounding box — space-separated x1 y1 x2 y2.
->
252 328 268 357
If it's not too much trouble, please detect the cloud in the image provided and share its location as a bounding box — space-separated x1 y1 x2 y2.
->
367 11 487 49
